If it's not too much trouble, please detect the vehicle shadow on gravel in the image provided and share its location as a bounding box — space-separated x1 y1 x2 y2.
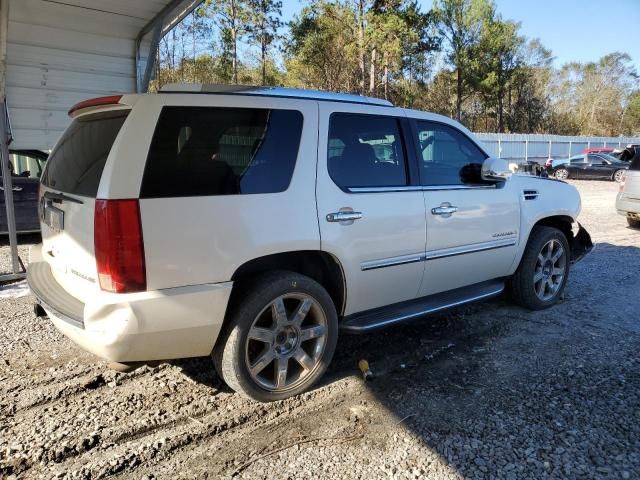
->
317 242 640 479
0 232 41 246
173 243 639 478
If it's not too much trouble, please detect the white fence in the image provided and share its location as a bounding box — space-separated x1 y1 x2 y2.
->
475 133 640 164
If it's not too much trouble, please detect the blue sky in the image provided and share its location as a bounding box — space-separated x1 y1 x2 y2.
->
281 0 640 71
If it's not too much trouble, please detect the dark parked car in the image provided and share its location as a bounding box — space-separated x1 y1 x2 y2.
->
550 153 628 182
1 150 48 233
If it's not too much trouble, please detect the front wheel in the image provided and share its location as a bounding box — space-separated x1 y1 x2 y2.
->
628 217 640 229
213 271 338 402
613 169 625 183
555 168 569 180
509 226 570 310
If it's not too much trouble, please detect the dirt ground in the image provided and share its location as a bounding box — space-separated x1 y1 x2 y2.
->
1 180 639 480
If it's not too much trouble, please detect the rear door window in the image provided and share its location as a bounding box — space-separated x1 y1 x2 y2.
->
327 113 408 189
41 110 128 197
140 107 303 198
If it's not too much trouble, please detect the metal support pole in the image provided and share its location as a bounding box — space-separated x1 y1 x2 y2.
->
497 138 501 158
0 101 21 275
524 139 528 162
548 140 552 158
141 22 162 93
0 0 21 278
568 141 572 157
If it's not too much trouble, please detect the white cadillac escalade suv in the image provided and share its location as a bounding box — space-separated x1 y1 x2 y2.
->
28 85 592 402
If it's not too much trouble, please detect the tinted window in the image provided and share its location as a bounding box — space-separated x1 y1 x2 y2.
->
570 156 587 164
41 111 128 196
3 152 46 179
415 121 487 186
327 113 408 189
141 107 302 198
588 155 607 165
630 148 640 171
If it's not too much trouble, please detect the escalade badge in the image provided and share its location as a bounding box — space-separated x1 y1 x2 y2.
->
493 231 516 238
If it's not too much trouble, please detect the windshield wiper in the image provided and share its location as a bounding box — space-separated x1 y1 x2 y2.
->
44 191 84 205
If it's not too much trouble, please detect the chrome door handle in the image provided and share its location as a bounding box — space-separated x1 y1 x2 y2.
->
431 203 458 217
326 211 363 223
0 186 23 192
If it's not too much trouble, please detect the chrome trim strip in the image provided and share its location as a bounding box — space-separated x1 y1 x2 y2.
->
361 253 425 271
344 285 505 332
349 186 423 193
361 239 516 271
426 239 517 261
348 184 497 193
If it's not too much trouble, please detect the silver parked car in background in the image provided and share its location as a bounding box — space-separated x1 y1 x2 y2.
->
616 147 640 228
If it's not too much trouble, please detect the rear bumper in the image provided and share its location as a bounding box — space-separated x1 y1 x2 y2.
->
616 193 640 217
27 258 233 363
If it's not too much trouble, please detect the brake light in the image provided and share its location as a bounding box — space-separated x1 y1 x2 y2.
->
68 95 123 116
94 199 146 293
620 174 626 192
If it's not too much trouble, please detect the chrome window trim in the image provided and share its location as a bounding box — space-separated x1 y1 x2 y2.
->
360 239 517 271
348 184 497 193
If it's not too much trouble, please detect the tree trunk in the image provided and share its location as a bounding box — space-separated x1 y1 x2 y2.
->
383 51 389 100
456 66 462 121
369 47 377 95
261 41 266 85
231 0 238 84
357 0 366 94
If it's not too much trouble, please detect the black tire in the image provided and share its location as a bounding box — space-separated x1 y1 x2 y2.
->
628 217 640 229
213 271 338 402
613 169 625 183
509 226 570 310
555 168 569 180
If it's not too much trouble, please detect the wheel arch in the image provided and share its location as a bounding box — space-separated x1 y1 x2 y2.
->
229 250 347 317
511 214 576 274
533 215 575 244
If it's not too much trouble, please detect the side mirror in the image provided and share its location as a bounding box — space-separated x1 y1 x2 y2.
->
481 157 512 182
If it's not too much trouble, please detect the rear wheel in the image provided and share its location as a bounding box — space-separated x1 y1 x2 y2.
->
613 169 625 183
213 271 338 402
509 226 570 310
555 168 569 180
628 217 640 229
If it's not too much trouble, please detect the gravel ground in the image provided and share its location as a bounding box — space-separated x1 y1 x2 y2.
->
1 180 639 480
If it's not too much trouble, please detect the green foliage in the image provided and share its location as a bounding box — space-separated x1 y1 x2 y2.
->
155 0 639 136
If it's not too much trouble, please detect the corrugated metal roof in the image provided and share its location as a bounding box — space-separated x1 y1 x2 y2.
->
5 0 200 150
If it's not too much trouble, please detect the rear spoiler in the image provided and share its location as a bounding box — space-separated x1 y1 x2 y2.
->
68 95 123 117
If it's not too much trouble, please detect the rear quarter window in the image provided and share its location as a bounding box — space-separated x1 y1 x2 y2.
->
140 107 303 198
41 110 128 197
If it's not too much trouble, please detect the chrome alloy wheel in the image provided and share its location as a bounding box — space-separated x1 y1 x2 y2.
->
533 239 566 301
555 169 569 179
245 294 328 392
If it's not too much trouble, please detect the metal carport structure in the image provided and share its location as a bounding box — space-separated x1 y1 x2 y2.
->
0 0 201 280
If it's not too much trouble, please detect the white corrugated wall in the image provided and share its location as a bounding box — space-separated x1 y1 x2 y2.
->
5 0 199 150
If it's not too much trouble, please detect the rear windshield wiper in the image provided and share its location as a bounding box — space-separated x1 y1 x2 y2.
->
44 191 84 205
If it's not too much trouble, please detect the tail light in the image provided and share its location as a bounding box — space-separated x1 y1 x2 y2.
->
620 173 626 192
94 199 146 293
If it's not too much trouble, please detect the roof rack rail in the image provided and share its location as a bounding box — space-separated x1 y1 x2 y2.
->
158 83 393 107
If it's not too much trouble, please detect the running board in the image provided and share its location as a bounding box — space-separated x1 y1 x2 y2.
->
340 279 505 333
